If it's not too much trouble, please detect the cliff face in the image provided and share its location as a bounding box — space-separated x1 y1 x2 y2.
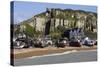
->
18 8 97 33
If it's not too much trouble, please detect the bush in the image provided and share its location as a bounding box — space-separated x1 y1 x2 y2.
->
84 31 97 39
57 25 66 33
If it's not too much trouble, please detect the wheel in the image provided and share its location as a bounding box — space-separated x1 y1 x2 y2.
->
20 42 26 48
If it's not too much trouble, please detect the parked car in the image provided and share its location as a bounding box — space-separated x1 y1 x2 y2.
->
13 33 33 48
82 37 94 47
55 38 68 48
45 38 53 46
15 37 33 48
33 38 43 48
69 37 81 47
33 38 53 48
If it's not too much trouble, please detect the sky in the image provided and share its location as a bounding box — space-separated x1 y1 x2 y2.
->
12 1 97 24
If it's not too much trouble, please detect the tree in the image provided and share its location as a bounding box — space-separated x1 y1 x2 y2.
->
23 23 35 38
57 25 66 33
14 26 20 34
